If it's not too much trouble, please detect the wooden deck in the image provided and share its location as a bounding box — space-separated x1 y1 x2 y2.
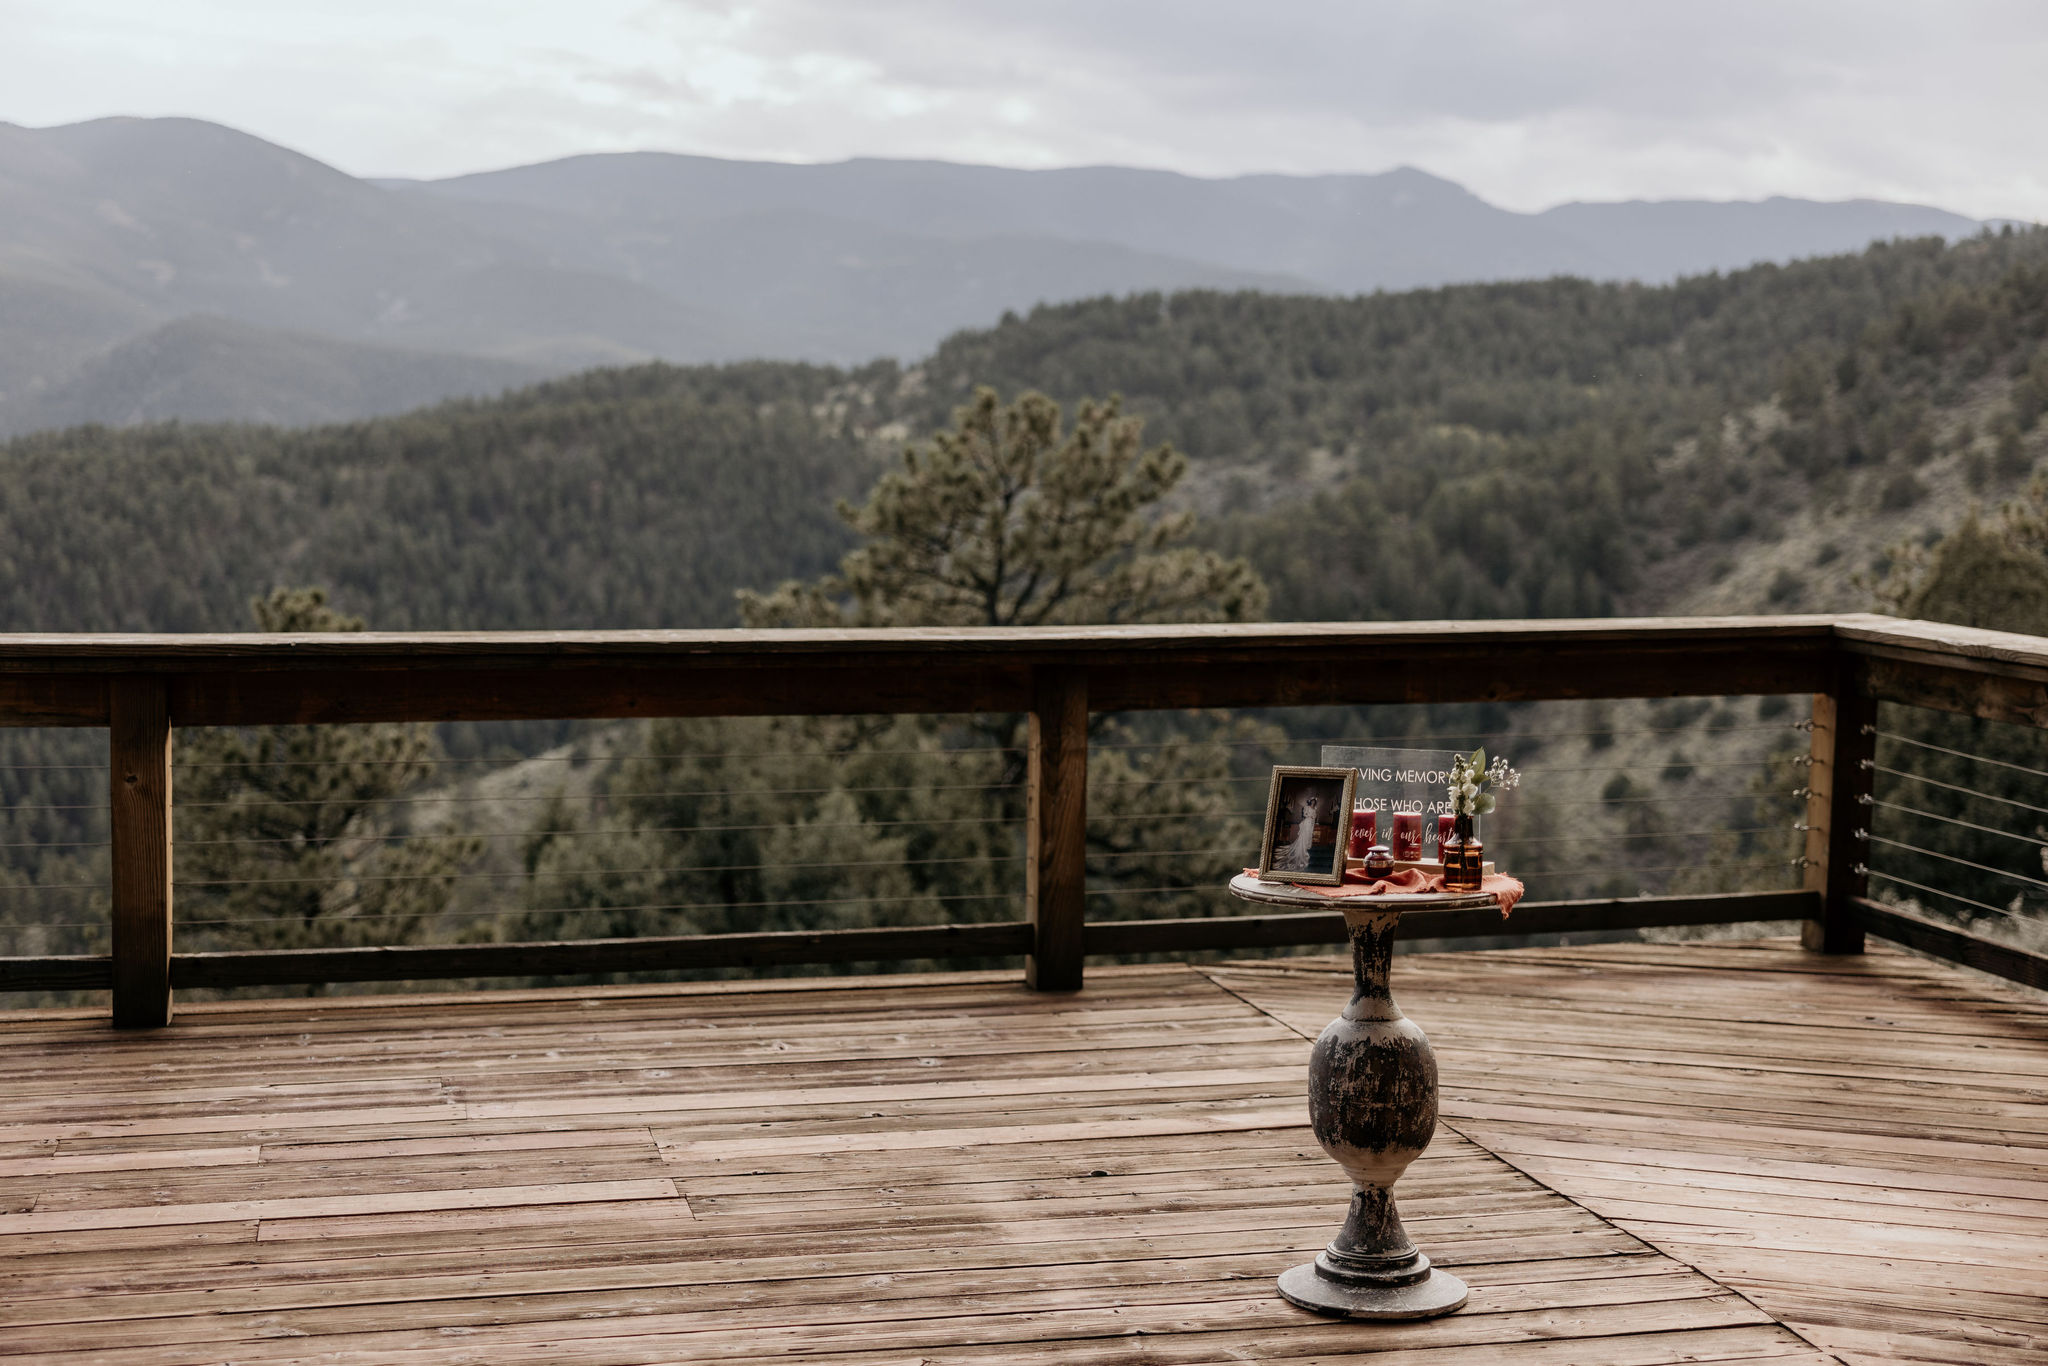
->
0 940 2039 1365
1213 941 2048 1366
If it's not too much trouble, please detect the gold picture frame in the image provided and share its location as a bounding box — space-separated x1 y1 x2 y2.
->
1256 765 1357 886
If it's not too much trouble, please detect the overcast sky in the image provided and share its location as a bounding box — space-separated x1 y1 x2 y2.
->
3 0 2043 219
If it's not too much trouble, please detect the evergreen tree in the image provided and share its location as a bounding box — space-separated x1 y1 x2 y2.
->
517 391 1277 948
176 589 482 954
738 387 1264 628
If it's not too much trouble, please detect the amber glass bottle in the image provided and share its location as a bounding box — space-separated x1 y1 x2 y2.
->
1443 814 1483 891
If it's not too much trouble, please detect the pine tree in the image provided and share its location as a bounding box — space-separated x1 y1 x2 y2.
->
177 589 482 954
737 387 1265 629
520 391 1278 947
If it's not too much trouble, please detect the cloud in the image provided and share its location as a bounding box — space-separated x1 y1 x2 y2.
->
0 0 2042 218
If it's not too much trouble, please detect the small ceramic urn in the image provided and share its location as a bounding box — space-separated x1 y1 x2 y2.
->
1279 902 1469 1319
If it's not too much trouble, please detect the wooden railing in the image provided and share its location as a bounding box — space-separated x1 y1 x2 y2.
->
1 613 2044 1025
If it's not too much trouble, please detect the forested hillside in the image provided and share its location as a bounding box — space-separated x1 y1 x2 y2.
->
926 229 2048 619
1 116 1985 439
7 228 2048 974
0 362 879 631
3 228 2044 635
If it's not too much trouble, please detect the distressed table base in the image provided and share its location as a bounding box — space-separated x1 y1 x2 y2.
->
1226 877 1494 1326
1278 1260 1470 1320
1278 1181 1470 1319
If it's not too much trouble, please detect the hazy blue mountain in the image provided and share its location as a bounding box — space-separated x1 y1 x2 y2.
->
407 152 1984 294
0 117 756 391
1534 196 1990 282
0 315 543 437
405 197 1311 359
0 116 1997 435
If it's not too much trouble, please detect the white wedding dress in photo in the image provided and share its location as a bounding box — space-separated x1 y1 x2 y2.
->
1272 794 1321 872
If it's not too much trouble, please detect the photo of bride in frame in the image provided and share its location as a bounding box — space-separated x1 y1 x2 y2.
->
1256 765 1357 886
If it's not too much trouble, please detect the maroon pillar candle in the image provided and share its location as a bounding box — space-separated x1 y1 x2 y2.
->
1348 807 1377 858
1390 811 1423 861
1436 814 1455 858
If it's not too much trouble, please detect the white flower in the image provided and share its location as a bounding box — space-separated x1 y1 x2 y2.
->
1448 751 1522 815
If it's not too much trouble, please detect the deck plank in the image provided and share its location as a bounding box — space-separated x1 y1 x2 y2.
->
0 956 1881 1363
1210 939 2048 1366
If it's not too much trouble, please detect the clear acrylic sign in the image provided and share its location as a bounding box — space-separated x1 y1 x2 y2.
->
1319 746 1458 818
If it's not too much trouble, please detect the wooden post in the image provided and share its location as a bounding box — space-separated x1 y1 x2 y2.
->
110 677 173 1027
1026 668 1087 991
1801 680 1875 955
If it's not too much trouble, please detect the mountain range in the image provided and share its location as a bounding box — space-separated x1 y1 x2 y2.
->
0 115 1995 436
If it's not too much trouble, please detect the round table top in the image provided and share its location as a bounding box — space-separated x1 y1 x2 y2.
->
1227 872 1499 913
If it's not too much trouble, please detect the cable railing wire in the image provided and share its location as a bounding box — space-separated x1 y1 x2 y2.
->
1105 792 1799 823
1865 868 2022 922
1088 826 1798 861
1873 730 2048 781
172 787 1800 851
176 778 1017 810
1869 798 2047 849
133 717 1812 774
1871 765 2048 820
1509 859 1802 880
1083 858 1801 893
163 835 1801 891
0 713 1818 952
1098 760 1782 790
175 851 1023 888
178 813 1026 848
1093 721 1806 751
173 889 1025 927
1866 835 2048 894
201 813 1024 840
173 744 1019 769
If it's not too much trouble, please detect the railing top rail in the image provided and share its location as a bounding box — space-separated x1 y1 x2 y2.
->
0 615 2040 729
0 614 1847 673
1831 613 2048 678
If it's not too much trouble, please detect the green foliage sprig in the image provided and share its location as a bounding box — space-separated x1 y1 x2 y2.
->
1448 748 1520 819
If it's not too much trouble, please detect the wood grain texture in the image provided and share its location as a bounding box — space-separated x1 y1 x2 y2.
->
0 615 1849 727
0 891 1837 995
1851 897 2048 991
1836 612 2048 723
108 677 171 1029
1802 679 1874 955
1800 692 1834 940
0 612 2030 726
1026 667 1087 991
0 958 1834 1364
1832 611 2048 680
1212 937 2048 1366
1855 654 2048 726
0 615 1851 666
1086 891 1820 956
0 956 111 992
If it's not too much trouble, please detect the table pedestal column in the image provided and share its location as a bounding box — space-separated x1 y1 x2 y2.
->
1279 903 1468 1320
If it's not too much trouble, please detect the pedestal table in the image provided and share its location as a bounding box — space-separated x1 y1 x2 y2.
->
1227 872 1496 1320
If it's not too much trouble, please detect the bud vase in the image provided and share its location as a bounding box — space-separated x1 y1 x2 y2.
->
1441 814 1482 892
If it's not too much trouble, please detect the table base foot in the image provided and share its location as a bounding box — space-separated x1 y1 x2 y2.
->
1277 1262 1469 1320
